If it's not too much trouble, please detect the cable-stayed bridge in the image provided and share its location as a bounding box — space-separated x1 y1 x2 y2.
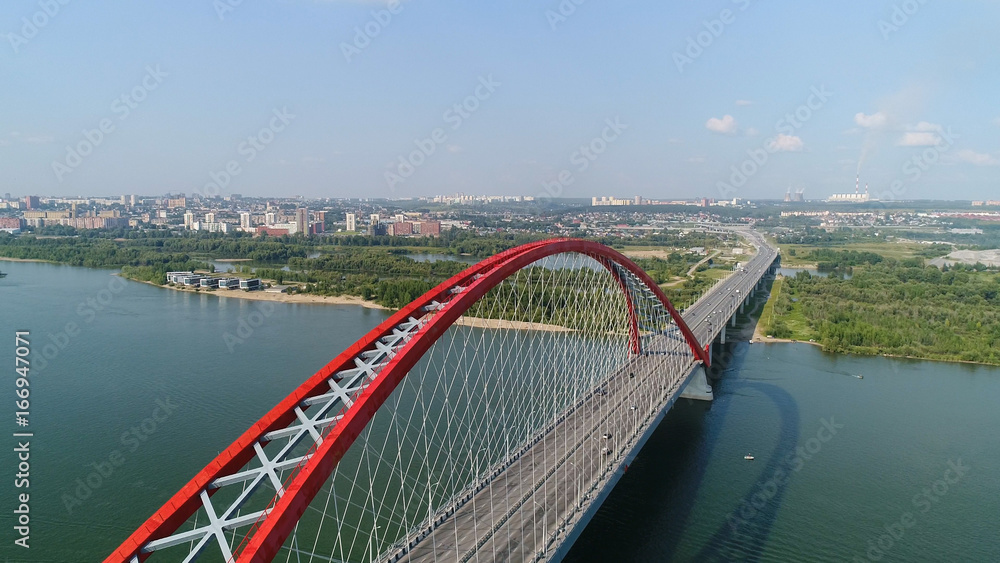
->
107 230 780 563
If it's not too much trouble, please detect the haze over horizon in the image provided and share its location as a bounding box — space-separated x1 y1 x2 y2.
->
3 0 998 201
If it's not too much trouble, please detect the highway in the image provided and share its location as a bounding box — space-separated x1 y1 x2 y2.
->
386 229 780 562
682 228 780 347
393 336 693 563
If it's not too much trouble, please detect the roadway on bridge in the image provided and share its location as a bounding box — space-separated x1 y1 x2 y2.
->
396 336 691 563
392 230 779 562
684 229 778 346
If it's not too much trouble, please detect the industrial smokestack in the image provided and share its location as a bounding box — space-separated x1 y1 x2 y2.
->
856 175 860 195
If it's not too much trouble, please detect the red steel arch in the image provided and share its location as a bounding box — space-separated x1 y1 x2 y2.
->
107 239 707 563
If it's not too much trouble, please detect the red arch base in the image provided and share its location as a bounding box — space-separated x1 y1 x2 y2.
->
106 239 706 563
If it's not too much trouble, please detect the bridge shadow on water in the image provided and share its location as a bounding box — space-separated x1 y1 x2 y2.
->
565 289 803 562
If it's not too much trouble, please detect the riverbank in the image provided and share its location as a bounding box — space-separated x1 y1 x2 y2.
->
452 317 574 333
124 276 577 333
127 277 391 310
0 256 54 263
748 321 999 366
749 275 1000 366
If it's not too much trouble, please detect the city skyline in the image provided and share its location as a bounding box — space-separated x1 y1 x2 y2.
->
3 1 998 201
5 4 1000 560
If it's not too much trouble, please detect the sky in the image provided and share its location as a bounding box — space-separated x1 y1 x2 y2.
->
2 0 998 201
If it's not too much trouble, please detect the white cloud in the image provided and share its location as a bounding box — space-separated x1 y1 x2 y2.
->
705 115 738 135
912 121 942 133
3 132 54 145
735 100 753 106
854 112 887 129
955 149 999 166
897 132 941 146
896 123 944 147
768 134 804 152
745 127 759 137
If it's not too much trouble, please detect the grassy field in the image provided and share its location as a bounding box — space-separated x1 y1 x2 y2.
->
757 275 817 341
757 276 783 336
702 267 733 281
775 240 932 266
778 298 816 340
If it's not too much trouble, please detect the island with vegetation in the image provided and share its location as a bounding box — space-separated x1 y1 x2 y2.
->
758 246 1000 366
0 228 738 312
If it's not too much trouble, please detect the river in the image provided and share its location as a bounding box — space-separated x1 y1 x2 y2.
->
1 261 997 562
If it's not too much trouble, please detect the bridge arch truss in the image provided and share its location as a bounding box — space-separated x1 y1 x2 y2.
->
108 239 708 563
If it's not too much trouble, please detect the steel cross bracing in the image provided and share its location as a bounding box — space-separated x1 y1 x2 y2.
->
108 238 734 563
137 315 435 561
108 241 548 563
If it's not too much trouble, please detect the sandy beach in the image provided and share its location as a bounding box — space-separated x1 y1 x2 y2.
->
452 317 575 333
126 278 577 334
128 278 391 309
751 335 822 347
0 257 53 263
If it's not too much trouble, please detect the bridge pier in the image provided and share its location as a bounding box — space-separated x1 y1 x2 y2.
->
680 363 714 401
720 325 726 344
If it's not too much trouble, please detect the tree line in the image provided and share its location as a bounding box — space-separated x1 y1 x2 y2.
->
770 260 1000 365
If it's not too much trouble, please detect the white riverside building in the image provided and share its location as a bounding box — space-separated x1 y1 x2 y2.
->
166 272 258 290
827 193 873 203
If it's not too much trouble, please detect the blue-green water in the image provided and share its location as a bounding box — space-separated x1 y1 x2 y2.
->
567 340 1000 562
1 261 998 562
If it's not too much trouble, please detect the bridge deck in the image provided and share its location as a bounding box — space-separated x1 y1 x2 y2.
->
391 229 778 562
394 335 693 563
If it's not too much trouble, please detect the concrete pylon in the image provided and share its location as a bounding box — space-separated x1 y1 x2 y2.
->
681 364 714 401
